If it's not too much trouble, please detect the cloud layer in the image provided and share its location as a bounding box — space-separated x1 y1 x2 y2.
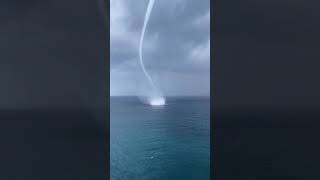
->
111 0 210 96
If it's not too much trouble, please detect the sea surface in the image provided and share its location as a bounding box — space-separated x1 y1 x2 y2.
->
111 96 210 180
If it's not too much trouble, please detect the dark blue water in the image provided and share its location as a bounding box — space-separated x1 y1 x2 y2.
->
111 96 210 180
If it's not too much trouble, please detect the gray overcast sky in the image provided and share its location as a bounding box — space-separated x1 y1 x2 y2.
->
110 0 210 96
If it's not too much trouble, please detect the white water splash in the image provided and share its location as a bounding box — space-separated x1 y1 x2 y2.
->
138 0 165 106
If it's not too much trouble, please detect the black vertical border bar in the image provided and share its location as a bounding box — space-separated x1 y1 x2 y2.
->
101 0 110 179
211 0 216 179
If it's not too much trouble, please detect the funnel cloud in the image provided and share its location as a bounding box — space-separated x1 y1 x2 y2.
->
138 0 165 106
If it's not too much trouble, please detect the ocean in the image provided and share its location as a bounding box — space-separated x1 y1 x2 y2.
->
111 96 210 180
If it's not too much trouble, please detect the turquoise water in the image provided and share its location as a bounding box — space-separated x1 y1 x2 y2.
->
111 96 210 180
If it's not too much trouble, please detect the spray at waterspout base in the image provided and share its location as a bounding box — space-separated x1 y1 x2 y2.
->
138 94 166 106
149 97 165 106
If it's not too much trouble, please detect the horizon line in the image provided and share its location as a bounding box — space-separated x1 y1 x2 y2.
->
110 95 210 97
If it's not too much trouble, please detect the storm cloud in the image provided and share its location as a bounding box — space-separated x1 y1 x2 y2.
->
110 0 210 96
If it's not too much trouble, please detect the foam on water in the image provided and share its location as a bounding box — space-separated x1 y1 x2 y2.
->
149 97 165 106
